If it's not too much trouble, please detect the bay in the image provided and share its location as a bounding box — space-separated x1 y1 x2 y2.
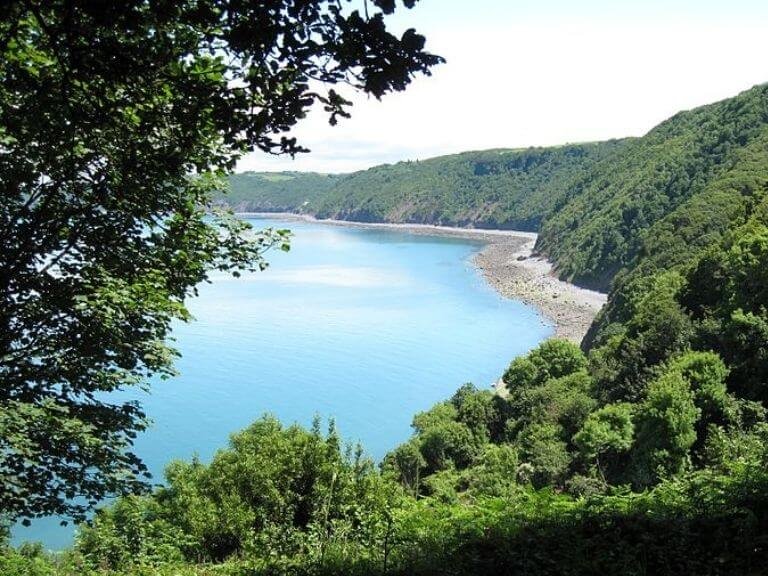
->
14 217 552 548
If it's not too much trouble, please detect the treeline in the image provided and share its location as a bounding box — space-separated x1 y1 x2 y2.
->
223 142 627 231
4 408 766 575
538 83 768 291
311 144 626 231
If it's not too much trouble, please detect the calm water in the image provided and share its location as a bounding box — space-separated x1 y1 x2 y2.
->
14 217 552 548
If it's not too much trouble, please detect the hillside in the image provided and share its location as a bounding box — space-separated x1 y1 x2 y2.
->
538 83 768 291
224 142 627 231
312 144 625 231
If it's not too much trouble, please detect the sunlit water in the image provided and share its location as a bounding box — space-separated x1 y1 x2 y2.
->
14 217 552 548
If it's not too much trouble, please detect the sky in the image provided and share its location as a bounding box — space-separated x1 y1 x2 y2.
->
236 0 768 174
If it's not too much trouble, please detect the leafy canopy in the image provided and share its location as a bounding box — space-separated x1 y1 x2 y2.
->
0 0 441 523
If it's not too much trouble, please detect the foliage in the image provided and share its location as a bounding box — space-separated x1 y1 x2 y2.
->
573 403 634 483
74 416 401 571
503 339 588 391
631 370 701 487
0 0 441 522
539 84 768 290
5 417 768 576
383 385 506 491
218 142 627 230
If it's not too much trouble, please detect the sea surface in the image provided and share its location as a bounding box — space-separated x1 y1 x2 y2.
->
14 217 552 549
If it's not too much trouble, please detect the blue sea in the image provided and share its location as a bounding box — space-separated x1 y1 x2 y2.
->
14 217 552 549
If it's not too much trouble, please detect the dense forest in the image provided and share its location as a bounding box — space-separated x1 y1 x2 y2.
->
538 83 768 291
6 84 768 574
312 143 628 230
224 142 627 231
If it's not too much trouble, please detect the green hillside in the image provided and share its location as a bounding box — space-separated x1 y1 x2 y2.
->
223 142 627 231
312 143 626 231
224 84 768 299
538 83 768 291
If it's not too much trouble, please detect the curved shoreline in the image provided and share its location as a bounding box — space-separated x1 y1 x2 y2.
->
473 238 606 343
238 212 607 344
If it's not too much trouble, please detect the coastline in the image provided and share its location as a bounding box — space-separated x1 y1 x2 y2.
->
474 239 607 343
237 211 538 240
239 212 607 345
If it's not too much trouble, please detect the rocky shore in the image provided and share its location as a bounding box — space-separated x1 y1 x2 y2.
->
474 237 607 344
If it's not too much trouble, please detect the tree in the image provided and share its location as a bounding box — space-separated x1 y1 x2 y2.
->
462 444 519 497
591 271 694 403
76 416 391 567
665 351 730 423
574 403 634 484
516 422 571 488
451 383 503 441
0 0 442 522
520 371 597 440
411 401 458 435
382 441 424 496
631 371 701 488
503 339 587 392
418 421 479 473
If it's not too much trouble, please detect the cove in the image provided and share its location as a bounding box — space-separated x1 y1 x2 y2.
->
14 216 552 548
